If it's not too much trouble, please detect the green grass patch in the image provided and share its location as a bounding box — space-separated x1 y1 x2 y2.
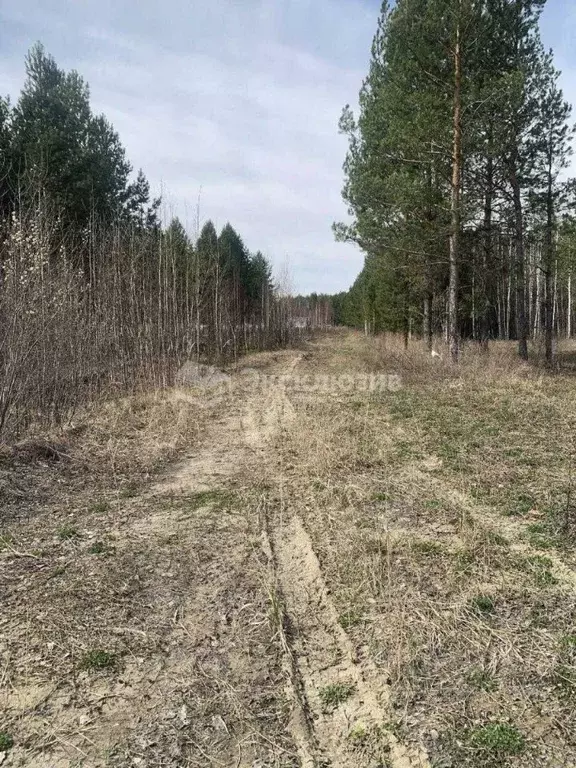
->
468 722 525 756
347 721 370 747
526 522 547 535
526 554 553 569
0 534 14 551
412 539 444 556
0 732 14 751
469 594 495 615
482 529 509 547
525 530 554 549
512 555 558 587
393 440 420 461
118 484 138 499
89 500 111 514
81 650 116 671
388 391 419 420
382 719 404 739
87 540 112 555
49 565 68 578
502 492 535 517
58 524 80 541
560 633 576 649
554 633 576 694
467 667 497 692
338 610 363 629
553 663 576 694
533 565 559 586
454 548 476 574
318 682 356 711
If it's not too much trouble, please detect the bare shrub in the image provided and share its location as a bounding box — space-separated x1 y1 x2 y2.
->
0 206 295 440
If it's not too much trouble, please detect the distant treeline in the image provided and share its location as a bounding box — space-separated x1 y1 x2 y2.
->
335 0 576 361
288 294 340 327
0 44 293 438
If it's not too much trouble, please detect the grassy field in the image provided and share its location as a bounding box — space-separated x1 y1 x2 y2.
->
2 331 576 767
271 332 576 767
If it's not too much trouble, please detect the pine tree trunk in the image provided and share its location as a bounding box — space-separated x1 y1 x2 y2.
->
553 258 558 334
479 141 493 350
506 253 511 340
545 261 553 362
544 144 555 364
568 270 572 338
448 5 462 363
423 292 433 350
510 168 529 359
527 243 533 333
533 264 540 340
471 270 476 340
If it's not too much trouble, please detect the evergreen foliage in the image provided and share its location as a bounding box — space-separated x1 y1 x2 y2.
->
336 0 576 360
0 45 284 438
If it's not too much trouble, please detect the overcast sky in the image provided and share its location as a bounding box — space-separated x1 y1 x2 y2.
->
1 0 574 294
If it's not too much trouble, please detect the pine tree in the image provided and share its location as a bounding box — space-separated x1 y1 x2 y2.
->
218 223 251 323
0 96 13 218
530 50 573 363
124 169 160 230
336 0 480 354
12 44 132 229
247 251 274 319
337 0 573 362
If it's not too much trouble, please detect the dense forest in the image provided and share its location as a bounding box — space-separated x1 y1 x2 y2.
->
0 45 290 438
335 0 576 362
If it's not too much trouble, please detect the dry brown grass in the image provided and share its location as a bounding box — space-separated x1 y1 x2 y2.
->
1 488 293 766
0 384 226 523
267 330 576 767
0 372 298 767
4 331 576 767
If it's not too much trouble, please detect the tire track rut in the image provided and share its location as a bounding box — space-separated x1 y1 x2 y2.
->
251 355 430 767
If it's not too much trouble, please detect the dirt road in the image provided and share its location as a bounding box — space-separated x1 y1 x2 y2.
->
1 341 428 767
9 331 575 767
144 348 429 767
